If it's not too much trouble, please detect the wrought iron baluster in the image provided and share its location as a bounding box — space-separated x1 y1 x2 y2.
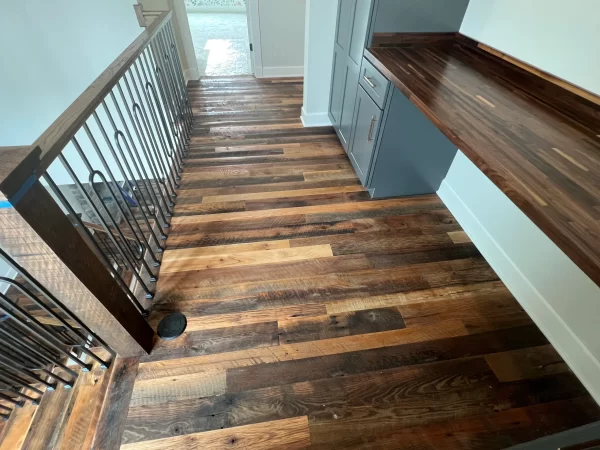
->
0 293 92 371
43 173 150 313
101 101 166 256
124 70 178 202
156 29 190 140
55 150 156 302
142 48 187 164
112 86 172 225
166 22 194 124
122 75 176 210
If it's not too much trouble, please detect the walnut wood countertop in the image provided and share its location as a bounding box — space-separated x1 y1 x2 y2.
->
365 37 600 286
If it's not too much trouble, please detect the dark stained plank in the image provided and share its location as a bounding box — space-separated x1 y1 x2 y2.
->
485 345 570 382
143 322 280 362
225 325 549 393
309 396 600 449
91 357 140 450
278 307 406 344
366 37 600 286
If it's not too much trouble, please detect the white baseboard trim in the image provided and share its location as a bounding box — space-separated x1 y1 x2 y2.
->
300 107 332 127
438 178 600 405
260 66 304 78
184 67 200 83
186 6 246 13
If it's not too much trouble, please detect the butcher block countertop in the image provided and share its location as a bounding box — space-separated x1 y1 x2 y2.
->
365 34 600 287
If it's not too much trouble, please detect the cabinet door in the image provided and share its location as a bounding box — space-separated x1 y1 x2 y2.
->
349 86 381 184
335 0 357 52
328 47 345 128
349 0 372 65
338 61 360 150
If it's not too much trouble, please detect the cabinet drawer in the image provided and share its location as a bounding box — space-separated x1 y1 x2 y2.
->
359 58 389 109
349 86 382 185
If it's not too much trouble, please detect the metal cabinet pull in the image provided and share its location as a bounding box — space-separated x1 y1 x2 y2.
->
368 116 377 142
363 75 376 89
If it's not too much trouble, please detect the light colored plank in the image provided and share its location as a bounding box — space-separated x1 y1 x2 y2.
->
56 363 112 450
129 371 226 407
485 345 570 382
162 240 290 262
153 304 327 332
136 320 468 381
202 185 364 204
303 169 356 181
214 143 300 152
119 416 311 450
326 281 508 315
447 230 471 244
160 245 333 273
0 402 37 450
171 197 440 225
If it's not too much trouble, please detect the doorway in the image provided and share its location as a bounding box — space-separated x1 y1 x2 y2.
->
185 0 253 76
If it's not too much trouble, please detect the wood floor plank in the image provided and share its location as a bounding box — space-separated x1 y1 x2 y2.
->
0 402 37 450
136 320 468 381
170 196 442 226
20 387 73 450
113 76 600 450
278 307 406 344
120 416 311 450
129 371 226 407
159 244 333 273
308 396 599 449
144 322 280 362
161 240 291 261
202 185 364 203
92 358 140 450
150 304 327 332
54 363 113 450
225 324 549 394
485 344 570 382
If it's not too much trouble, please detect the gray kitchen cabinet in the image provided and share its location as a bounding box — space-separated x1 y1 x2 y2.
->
367 87 458 198
328 0 373 152
348 86 381 184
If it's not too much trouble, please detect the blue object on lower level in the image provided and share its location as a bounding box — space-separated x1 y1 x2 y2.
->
0 201 12 209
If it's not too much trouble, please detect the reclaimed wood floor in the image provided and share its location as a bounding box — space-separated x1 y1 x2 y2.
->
119 77 600 449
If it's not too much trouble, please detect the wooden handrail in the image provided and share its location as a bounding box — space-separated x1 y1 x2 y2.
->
0 11 172 202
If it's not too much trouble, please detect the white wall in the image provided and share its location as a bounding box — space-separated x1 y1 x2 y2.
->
301 0 338 127
440 0 600 404
460 0 600 95
257 0 306 77
0 0 141 147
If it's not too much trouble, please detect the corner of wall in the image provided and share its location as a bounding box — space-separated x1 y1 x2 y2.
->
301 106 332 127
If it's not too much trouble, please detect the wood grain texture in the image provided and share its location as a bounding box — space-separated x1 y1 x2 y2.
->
365 35 600 287
477 42 600 107
159 244 333 273
120 416 311 450
92 358 140 450
111 76 600 448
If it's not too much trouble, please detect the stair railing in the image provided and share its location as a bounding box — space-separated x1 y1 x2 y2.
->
0 11 193 356
0 247 116 419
